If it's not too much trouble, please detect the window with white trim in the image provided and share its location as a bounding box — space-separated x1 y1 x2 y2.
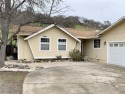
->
41 38 50 51
94 39 101 48
58 39 66 51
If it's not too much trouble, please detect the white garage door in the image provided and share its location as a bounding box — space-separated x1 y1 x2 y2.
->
108 42 125 66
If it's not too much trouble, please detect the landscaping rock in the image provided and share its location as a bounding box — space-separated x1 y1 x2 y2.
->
4 64 31 69
36 66 44 70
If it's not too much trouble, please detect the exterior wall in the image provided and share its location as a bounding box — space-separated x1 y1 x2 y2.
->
83 21 125 63
18 36 34 60
27 27 81 59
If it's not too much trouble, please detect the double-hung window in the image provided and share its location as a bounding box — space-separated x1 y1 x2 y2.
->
58 39 66 51
94 39 101 48
41 38 50 51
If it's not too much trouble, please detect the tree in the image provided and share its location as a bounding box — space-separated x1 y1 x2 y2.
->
0 0 68 67
103 20 111 29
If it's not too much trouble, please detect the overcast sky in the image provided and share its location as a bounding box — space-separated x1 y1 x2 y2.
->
63 0 125 23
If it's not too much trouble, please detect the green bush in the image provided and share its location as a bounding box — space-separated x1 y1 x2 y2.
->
56 55 62 60
69 49 83 61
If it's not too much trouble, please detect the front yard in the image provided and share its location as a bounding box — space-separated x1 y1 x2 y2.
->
0 71 28 94
1 61 125 94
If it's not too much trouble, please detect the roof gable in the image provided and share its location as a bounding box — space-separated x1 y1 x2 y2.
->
98 16 125 35
24 24 81 42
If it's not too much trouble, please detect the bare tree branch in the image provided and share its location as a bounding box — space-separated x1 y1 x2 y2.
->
6 18 40 43
51 6 70 15
49 0 55 17
11 0 16 9
11 0 26 13
6 25 21 44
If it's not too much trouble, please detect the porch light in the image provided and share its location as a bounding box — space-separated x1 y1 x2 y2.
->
104 41 106 45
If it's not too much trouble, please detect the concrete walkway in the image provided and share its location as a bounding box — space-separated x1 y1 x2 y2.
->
23 62 125 94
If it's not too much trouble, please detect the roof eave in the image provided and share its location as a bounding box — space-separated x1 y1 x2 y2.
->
24 24 81 42
24 24 55 40
77 36 98 39
97 16 125 36
56 25 81 42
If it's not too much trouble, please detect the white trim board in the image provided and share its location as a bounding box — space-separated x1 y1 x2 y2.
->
25 24 54 40
34 56 70 59
24 24 81 42
98 16 125 36
17 36 20 59
56 25 81 42
27 40 35 59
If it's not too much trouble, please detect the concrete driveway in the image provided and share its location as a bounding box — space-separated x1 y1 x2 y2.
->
23 62 125 94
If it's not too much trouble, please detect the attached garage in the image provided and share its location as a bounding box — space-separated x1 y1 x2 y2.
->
83 17 125 65
108 42 125 66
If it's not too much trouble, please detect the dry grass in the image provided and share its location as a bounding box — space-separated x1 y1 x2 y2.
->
0 71 28 94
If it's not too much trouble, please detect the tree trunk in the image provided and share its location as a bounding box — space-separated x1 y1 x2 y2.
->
0 23 10 67
0 20 10 67
0 0 11 67
0 44 6 67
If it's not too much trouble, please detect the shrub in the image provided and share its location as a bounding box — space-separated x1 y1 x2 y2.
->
56 55 62 60
69 49 83 61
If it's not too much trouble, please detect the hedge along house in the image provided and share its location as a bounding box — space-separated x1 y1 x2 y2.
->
14 24 97 61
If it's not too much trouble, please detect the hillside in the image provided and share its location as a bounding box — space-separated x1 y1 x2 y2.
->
39 15 111 30
74 25 95 31
12 12 111 31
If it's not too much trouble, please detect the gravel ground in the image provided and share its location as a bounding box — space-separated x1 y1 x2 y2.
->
0 71 29 94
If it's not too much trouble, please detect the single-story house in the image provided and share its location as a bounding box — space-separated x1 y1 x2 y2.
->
15 17 125 66
15 24 97 60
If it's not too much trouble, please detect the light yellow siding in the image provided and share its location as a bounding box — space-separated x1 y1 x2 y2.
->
28 27 81 59
83 21 125 63
18 27 81 60
18 36 34 60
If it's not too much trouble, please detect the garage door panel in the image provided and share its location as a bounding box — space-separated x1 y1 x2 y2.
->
108 42 125 66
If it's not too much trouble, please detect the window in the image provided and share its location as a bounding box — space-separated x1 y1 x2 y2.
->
94 39 101 48
58 39 66 51
114 44 118 47
41 38 50 51
109 44 113 47
119 43 124 47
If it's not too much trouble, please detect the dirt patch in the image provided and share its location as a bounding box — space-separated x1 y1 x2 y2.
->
0 71 28 94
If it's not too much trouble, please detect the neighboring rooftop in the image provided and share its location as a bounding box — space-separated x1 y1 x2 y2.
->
12 25 42 35
13 25 100 39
